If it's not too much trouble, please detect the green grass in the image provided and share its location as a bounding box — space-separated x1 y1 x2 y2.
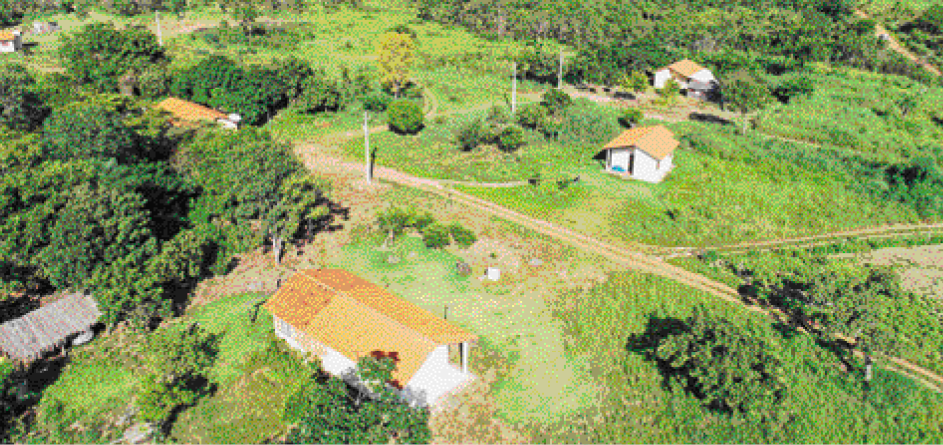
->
755 68 943 159
454 122 922 248
547 270 943 443
326 232 601 425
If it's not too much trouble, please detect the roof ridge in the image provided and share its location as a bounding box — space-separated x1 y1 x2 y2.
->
299 271 439 349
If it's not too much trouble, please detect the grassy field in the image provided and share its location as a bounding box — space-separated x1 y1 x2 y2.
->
446 118 924 247
755 68 943 159
548 271 943 443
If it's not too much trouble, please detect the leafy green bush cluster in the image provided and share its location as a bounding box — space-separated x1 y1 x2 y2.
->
387 99 424 134
375 206 476 249
454 105 525 152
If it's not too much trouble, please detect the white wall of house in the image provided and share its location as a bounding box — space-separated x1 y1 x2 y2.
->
653 69 672 89
402 345 471 407
632 150 673 183
607 148 632 172
272 315 358 377
0 36 20 53
216 119 238 130
689 69 716 83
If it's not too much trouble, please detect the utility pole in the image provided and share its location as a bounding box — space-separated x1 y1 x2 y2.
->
364 111 371 184
155 11 163 47
558 48 564 89
511 61 518 114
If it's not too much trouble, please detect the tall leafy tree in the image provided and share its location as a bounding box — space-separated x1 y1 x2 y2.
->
628 307 788 419
377 32 416 98
284 356 431 444
722 71 773 134
0 63 47 131
59 22 165 92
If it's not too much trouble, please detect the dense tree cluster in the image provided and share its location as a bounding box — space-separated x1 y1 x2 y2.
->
418 0 934 86
628 307 788 421
284 356 431 444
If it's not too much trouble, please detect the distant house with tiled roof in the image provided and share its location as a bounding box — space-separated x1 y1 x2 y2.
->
154 97 240 129
654 59 718 100
0 29 23 53
600 125 678 183
263 269 479 408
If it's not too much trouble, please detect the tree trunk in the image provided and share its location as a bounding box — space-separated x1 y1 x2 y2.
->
273 235 284 264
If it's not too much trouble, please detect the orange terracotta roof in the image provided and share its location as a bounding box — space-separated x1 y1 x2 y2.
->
603 125 679 160
263 269 478 387
660 59 706 78
155 97 228 127
0 30 19 41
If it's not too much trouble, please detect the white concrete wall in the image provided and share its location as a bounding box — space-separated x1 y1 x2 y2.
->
0 39 16 53
403 345 469 407
689 69 716 83
272 314 358 377
653 69 671 89
632 149 671 183
608 148 631 172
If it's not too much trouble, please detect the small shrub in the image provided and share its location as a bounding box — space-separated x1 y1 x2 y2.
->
541 88 572 114
138 65 171 98
516 104 548 129
486 105 512 125
387 99 424 134
410 211 435 231
497 126 525 152
619 107 643 128
363 91 394 112
454 117 486 151
422 223 451 249
448 223 477 248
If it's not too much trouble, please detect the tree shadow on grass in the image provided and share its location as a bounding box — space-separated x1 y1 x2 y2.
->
688 112 733 126
625 316 690 391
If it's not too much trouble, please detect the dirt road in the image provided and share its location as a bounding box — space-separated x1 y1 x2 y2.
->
855 9 942 76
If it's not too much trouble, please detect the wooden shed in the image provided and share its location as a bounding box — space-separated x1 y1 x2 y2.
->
0 294 101 362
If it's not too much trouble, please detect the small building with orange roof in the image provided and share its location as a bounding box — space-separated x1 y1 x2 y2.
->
653 59 718 100
0 29 23 53
263 269 479 408
599 125 678 183
154 97 240 129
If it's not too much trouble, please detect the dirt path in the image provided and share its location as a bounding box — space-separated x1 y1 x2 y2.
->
855 9 942 76
665 222 943 258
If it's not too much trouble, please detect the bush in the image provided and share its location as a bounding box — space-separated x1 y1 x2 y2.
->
516 104 548 129
454 117 486 151
619 107 643 128
542 88 572 113
363 91 394 112
486 105 512 125
497 126 525 152
138 65 171 99
448 223 477 248
294 74 345 113
410 211 435 231
559 101 620 145
422 223 451 249
387 99 424 134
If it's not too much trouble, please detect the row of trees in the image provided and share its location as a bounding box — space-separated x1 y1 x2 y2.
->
419 0 935 87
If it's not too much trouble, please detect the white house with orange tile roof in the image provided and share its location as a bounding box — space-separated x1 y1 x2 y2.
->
154 97 240 129
600 125 678 183
654 59 718 99
0 29 23 53
263 269 478 408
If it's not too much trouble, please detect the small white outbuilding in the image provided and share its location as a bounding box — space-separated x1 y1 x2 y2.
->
0 29 23 53
264 269 478 408
653 59 718 99
599 125 679 183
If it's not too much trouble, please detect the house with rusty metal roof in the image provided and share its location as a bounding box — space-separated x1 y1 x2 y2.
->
0 29 23 53
263 269 478 408
154 97 240 129
0 294 101 363
599 125 678 183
